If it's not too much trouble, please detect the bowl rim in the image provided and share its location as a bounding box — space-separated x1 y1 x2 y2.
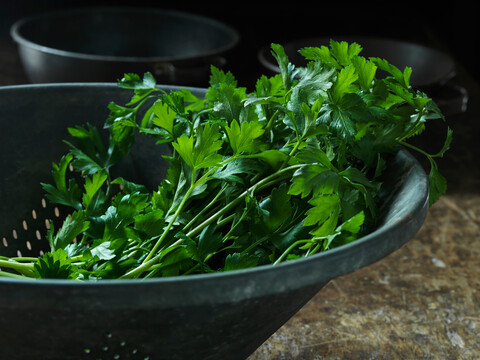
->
9 6 241 63
0 83 429 298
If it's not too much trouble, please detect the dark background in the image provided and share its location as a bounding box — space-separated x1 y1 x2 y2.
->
1 1 479 87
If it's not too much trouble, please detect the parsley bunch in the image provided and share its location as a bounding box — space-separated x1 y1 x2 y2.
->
0 40 451 280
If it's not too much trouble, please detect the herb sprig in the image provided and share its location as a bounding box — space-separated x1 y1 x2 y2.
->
0 40 451 280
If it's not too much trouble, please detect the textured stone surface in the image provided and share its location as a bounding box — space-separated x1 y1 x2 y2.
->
248 195 480 359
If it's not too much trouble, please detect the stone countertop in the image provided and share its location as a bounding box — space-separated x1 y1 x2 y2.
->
249 193 480 359
1 37 479 360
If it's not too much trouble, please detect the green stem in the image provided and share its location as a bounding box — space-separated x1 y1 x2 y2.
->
186 164 301 239
264 109 280 132
273 239 313 265
278 138 302 171
120 238 184 279
0 259 35 277
399 140 430 158
398 110 425 142
241 235 269 255
0 270 27 279
183 185 226 231
142 184 195 264
0 256 37 262
216 213 236 230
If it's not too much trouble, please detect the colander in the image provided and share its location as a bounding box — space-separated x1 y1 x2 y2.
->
0 83 429 360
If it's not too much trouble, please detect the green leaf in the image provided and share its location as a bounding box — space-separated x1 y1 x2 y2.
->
331 64 359 102
270 220 312 252
67 123 122 171
197 223 224 262
351 56 377 90
432 127 453 158
304 194 340 227
295 145 337 171
211 158 263 184
41 154 83 211
428 166 447 206
225 119 265 154
34 249 74 279
118 72 157 90
208 65 237 89
90 241 116 261
134 208 165 238
65 141 108 175
246 150 290 171
286 61 335 138
370 57 411 88
329 40 363 67
101 193 149 241
288 164 339 198
172 123 223 170
82 172 108 209
155 244 196 277
104 102 137 156
271 43 297 91
299 45 339 69
319 104 356 140
259 184 293 232
224 253 259 271
212 84 247 123
111 177 149 194
51 153 72 193
206 68 247 124
337 211 365 234
340 167 379 216
319 93 369 140
48 211 90 251
151 100 177 135
290 60 335 106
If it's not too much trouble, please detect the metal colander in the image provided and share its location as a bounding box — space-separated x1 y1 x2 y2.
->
0 83 429 360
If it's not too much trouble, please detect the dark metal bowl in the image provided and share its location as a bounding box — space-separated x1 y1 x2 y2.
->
0 83 429 360
10 7 240 86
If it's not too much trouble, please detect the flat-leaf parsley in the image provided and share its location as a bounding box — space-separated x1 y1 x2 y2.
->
0 40 451 280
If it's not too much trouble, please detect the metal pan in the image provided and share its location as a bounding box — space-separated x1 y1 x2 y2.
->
10 6 240 86
258 36 468 115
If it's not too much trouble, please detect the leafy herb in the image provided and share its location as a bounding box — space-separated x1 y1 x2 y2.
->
0 40 451 280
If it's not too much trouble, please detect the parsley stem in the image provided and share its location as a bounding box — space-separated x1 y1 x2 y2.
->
265 109 280 132
183 184 226 231
0 256 37 262
120 238 185 279
186 164 302 239
215 213 236 229
273 239 313 265
0 270 27 279
278 139 302 170
142 184 195 264
241 235 269 255
0 259 35 277
399 141 436 168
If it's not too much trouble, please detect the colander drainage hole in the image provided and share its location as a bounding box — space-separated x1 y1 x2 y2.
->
81 348 148 360
82 333 148 360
